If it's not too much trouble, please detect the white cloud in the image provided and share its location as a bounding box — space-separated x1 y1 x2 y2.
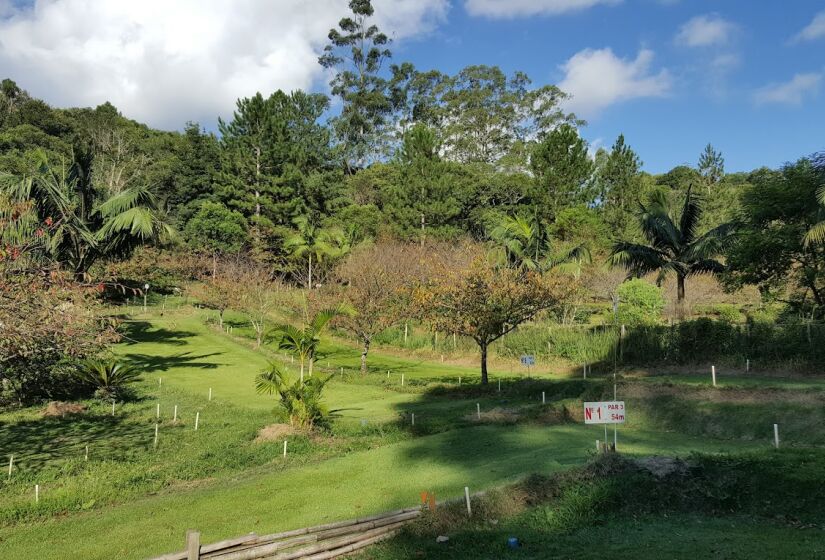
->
464 0 620 19
753 73 822 106
0 0 448 129
557 48 671 118
791 10 825 43
675 14 736 47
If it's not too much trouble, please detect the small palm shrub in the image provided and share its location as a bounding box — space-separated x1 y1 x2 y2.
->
255 363 331 429
75 359 142 401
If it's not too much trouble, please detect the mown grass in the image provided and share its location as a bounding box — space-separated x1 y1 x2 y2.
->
358 449 825 559
1 302 823 559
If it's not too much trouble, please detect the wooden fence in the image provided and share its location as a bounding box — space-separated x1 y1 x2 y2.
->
148 506 422 560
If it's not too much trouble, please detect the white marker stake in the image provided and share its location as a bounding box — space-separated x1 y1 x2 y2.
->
711 365 717 387
208 388 212 401
464 487 472 516
159 377 162 387
195 412 200 431
7 455 12 479
604 424 608 446
746 359 750 373
35 484 39 503
542 391 545 405
85 445 89 461
596 439 600 451
156 403 160 419
774 424 779 449
458 377 461 386
340 367 344 375
583 364 587 379
111 401 116 416
401 374 404 386
283 440 287 458
614 384 617 401
173 405 178 422
154 424 159 449
387 370 390 378
498 379 501 392
411 413 415 426
476 403 481 420
614 425 617 448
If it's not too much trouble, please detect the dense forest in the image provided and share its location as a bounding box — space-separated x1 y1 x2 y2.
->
1 0 824 401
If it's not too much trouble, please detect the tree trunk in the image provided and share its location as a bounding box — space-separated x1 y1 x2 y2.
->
361 337 370 375
218 309 224 329
308 253 313 290
308 356 314 378
300 359 305 383
212 252 217 279
480 342 489 385
676 274 686 320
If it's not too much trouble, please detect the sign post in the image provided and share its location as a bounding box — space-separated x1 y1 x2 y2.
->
520 355 535 377
583 401 626 451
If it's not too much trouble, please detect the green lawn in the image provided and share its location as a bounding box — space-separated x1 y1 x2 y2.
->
0 303 821 559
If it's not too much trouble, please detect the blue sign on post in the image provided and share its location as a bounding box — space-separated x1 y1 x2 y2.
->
520 355 535 366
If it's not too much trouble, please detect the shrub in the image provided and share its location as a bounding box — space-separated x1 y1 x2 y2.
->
255 363 331 429
74 359 142 401
616 279 664 326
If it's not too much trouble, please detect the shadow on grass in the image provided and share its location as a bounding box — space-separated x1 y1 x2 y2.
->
0 413 152 473
119 321 197 346
121 352 224 372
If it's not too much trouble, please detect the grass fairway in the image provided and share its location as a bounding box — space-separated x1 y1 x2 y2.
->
0 304 820 559
0 424 759 560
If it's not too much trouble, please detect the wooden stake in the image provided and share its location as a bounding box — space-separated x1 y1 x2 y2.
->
476 403 481 420
195 412 200 431
583 363 587 379
154 424 159 449
404 322 408 345
458 376 461 386
774 424 779 448
283 440 287 458
464 486 472 516
387 370 390 378
711 365 717 387
159 377 162 387
186 529 201 560
746 359 750 373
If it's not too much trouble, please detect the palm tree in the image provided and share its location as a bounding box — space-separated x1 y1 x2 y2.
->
803 153 825 247
255 363 331 429
272 307 342 382
284 216 346 289
75 359 142 400
0 155 172 275
609 187 732 316
488 214 589 273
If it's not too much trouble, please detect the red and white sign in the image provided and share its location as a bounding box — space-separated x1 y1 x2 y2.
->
583 401 626 424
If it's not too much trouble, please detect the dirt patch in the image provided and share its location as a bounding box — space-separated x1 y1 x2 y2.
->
42 402 87 417
254 423 298 443
635 456 689 479
466 407 522 424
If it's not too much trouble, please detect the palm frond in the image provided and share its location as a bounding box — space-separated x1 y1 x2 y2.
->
678 185 702 245
804 220 825 247
609 242 668 277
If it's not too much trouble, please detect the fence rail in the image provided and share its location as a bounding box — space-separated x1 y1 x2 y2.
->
148 506 422 560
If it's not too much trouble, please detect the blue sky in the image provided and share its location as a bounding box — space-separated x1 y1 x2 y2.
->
0 0 822 173
391 1 825 173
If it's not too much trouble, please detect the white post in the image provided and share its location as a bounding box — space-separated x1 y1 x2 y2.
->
773 424 779 448
159 377 162 387
173 405 178 422
195 412 200 431
596 439 600 451
476 403 481 420
208 388 212 401
387 370 390 378
498 379 501 392
340 367 344 375
154 424 159 449
441 355 444 363
604 424 608 446
156 403 160 419
283 440 287 458
746 359 750 373
711 365 717 387
411 413 415 426
7 455 12 479
291 355 294 363
401 374 404 386
35 484 39 503
111 401 116 416
583 363 587 379
404 322 408 344
542 391 545 404
464 486 472 516
85 445 89 461
613 425 617 449
458 376 461 386
614 384 617 401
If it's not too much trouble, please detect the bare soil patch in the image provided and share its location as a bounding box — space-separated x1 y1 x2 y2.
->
42 402 87 417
